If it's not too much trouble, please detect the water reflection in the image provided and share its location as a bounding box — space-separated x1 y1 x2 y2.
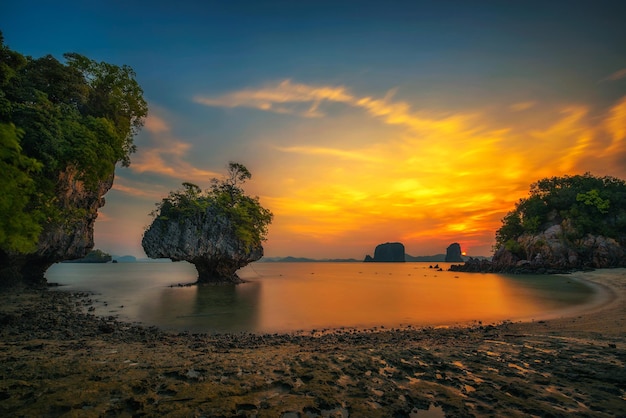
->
46 262 600 334
138 282 261 333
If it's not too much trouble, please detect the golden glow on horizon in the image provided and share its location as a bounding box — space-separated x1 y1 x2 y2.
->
104 80 626 258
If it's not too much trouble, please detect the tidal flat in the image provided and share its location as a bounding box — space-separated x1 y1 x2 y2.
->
0 269 624 417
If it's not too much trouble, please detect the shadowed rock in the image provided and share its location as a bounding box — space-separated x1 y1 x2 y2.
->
0 168 114 286
364 242 405 262
142 206 263 284
451 225 626 273
445 243 463 262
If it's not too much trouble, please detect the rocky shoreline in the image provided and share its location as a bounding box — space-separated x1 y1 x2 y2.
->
1 270 625 417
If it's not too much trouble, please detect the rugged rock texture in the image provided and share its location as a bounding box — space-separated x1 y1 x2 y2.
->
142 207 263 284
364 242 405 262
445 243 463 262
0 167 113 286
451 224 626 274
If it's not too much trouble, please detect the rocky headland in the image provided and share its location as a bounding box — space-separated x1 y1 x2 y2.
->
0 43 147 288
452 174 626 274
0 168 114 286
451 225 626 274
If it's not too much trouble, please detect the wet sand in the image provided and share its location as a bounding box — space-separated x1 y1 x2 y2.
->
0 269 624 417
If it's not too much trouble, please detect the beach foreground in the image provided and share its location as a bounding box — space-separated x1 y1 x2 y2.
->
1 270 624 417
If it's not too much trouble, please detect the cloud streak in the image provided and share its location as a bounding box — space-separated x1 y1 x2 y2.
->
602 68 626 82
130 114 221 183
195 79 481 137
275 146 382 162
194 79 353 117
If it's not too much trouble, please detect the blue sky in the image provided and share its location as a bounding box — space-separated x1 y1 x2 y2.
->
2 1 626 258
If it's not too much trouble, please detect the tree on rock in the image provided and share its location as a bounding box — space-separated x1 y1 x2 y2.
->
142 162 273 284
0 33 147 286
491 173 626 271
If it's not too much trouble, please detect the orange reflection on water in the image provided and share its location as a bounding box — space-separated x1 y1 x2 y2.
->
247 263 585 333
48 262 595 334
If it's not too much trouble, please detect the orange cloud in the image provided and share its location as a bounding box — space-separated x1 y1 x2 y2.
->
275 145 383 162
509 101 536 111
604 96 626 154
194 79 353 117
130 112 220 183
143 113 170 134
110 177 167 199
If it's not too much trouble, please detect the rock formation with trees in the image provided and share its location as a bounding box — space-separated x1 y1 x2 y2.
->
0 33 147 286
451 173 626 273
142 163 273 284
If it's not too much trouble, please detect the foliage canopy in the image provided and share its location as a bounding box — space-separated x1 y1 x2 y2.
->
151 163 273 249
0 32 147 253
495 173 626 251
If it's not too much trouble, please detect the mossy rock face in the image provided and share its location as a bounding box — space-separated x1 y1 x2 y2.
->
1 169 114 286
142 206 263 284
142 166 272 284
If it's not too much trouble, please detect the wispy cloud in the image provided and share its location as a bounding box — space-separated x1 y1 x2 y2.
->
275 146 382 162
602 68 626 82
194 79 353 117
604 96 626 154
195 79 482 138
509 101 536 111
111 177 167 199
130 113 221 183
143 113 170 134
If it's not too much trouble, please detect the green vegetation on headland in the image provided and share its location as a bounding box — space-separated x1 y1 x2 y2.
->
454 173 626 273
0 32 147 285
142 163 273 283
495 173 626 253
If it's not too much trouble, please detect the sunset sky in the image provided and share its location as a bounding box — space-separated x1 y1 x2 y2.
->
2 1 626 259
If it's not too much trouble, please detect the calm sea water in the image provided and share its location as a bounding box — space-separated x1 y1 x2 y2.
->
45 261 602 334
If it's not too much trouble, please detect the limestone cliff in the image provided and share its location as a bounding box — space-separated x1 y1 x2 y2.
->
445 243 463 262
142 206 264 284
364 242 405 262
0 167 114 286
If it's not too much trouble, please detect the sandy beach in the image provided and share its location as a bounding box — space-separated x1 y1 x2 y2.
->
0 269 624 417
